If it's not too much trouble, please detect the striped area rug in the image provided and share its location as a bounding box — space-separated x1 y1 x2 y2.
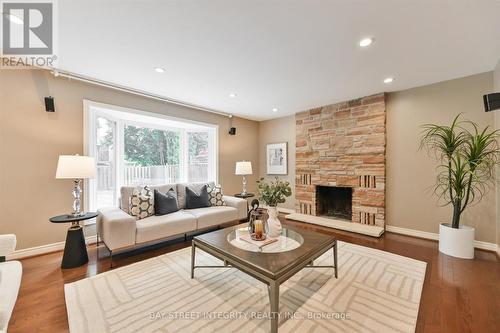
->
65 241 426 333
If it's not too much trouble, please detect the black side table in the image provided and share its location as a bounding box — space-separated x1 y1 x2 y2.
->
50 212 98 269
234 193 255 221
234 193 255 199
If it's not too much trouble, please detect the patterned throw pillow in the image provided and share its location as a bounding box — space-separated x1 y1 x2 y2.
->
129 186 154 219
207 184 226 206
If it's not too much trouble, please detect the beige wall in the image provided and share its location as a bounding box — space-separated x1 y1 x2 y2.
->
258 115 296 210
0 70 259 249
386 72 496 242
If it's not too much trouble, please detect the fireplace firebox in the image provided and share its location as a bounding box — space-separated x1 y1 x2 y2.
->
316 186 352 221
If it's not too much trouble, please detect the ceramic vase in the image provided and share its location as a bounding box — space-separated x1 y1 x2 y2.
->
266 206 282 238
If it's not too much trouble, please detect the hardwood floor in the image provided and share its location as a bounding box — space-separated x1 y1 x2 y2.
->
8 216 500 333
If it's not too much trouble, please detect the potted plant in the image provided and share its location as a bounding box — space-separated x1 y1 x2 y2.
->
420 115 500 259
256 177 292 238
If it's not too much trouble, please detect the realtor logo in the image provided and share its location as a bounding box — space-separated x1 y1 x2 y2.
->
2 1 53 55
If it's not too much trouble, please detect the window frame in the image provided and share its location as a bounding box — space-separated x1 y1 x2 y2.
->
83 100 219 218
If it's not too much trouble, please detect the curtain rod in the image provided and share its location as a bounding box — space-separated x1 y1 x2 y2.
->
49 69 233 118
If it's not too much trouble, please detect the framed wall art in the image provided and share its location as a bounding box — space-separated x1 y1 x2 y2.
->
266 142 287 175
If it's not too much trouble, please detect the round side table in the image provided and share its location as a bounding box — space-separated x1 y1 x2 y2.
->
234 193 255 199
50 212 98 269
234 193 255 221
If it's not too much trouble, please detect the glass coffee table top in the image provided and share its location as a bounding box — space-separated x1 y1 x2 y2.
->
193 223 336 279
227 227 304 253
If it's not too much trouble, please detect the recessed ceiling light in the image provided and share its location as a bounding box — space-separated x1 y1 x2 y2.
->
154 67 165 73
229 93 237 98
359 37 374 47
384 77 394 84
272 108 278 112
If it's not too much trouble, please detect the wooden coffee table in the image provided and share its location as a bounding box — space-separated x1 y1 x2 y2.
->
191 223 337 333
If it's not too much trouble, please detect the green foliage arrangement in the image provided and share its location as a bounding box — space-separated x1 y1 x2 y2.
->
420 114 500 229
256 177 292 207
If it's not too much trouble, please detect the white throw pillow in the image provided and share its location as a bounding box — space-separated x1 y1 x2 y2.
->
129 186 154 219
207 184 226 206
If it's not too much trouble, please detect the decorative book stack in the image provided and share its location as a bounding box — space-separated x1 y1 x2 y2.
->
239 234 278 250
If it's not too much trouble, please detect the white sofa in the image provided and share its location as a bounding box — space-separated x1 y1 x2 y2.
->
0 234 22 333
97 183 247 254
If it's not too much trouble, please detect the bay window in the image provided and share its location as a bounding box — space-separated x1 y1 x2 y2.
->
84 101 218 211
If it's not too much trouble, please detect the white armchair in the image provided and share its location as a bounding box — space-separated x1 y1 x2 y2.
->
0 234 22 333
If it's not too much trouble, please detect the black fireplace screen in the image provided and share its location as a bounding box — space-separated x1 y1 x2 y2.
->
316 186 352 220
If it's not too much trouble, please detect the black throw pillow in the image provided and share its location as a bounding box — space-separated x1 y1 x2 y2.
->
185 185 211 209
154 188 179 216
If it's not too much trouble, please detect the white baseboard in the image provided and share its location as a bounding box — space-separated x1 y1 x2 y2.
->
385 225 498 252
9 236 97 260
385 225 439 241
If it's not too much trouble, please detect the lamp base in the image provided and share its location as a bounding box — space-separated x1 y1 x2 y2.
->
241 175 248 196
71 179 83 218
69 211 86 218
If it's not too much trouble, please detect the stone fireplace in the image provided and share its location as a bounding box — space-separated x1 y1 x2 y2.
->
316 186 352 220
295 93 386 227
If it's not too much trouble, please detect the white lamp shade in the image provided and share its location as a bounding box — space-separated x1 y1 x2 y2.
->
56 155 96 179
235 161 252 175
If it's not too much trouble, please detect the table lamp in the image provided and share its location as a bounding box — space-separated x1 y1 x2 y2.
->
56 155 96 217
235 161 252 195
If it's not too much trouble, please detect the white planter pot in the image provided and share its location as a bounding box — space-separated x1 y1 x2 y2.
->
438 223 475 259
266 206 282 238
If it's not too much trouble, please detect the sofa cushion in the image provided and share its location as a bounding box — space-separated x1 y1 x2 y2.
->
154 189 179 216
120 184 177 213
0 261 22 333
135 211 196 244
185 206 238 229
177 182 215 209
185 185 211 209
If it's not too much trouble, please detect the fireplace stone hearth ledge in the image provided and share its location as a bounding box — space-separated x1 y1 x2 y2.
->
285 213 384 237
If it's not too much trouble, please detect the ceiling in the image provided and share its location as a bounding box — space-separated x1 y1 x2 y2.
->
57 0 500 121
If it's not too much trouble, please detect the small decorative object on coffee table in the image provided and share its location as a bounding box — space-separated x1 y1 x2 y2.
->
256 177 292 237
250 220 266 240
248 205 265 236
49 212 98 269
